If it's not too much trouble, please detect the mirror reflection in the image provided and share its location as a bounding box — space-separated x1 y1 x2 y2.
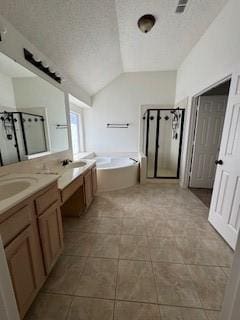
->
0 52 69 166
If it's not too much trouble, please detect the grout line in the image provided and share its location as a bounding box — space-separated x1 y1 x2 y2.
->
40 291 222 312
64 296 74 320
61 253 231 268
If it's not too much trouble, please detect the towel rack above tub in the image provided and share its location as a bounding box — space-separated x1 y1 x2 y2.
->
106 123 130 128
56 124 69 129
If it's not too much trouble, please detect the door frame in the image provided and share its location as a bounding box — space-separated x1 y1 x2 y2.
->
145 108 185 179
183 75 232 188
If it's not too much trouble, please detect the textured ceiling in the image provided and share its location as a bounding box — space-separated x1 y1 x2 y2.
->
0 0 228 95
116 0 228 71
0 0 123 95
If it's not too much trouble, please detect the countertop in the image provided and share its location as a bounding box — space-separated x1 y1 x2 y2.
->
58 159 96 190
0 159 96 215
0 173 59 216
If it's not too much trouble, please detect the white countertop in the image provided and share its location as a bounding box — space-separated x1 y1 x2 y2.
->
0 173 59 216
58 159 96 190
0 159 96 215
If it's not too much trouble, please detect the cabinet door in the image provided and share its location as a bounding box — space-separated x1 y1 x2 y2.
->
84 170 93 209
92 166 98 195
5 225 41 319
38 202 63 274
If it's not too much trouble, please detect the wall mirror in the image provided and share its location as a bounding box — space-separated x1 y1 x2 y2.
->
0 51 69 166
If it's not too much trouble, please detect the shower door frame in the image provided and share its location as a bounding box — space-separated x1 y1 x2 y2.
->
145 108 185 179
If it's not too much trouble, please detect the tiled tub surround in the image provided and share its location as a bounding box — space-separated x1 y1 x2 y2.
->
25 184 233 320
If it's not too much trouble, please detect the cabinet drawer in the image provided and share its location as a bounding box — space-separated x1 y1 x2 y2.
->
61 175 83 203
35 184 59 216
0 204 32 246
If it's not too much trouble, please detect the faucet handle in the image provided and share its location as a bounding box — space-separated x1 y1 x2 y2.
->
61 159 72 166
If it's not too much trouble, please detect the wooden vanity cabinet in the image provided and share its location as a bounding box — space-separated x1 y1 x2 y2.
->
0 201 45 319
0 182 63 319
60 164 97 217
35 183 63 274
4 224 42 319
84 169 94 209
38 202 63 273
91 165 97 196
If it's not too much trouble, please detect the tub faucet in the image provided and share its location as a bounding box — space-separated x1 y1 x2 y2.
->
61 159 72 166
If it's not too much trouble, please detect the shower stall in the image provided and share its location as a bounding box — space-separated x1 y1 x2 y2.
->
143 108 185 179
0 111 47 166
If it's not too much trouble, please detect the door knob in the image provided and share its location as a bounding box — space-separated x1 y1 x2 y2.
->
215 159 223 165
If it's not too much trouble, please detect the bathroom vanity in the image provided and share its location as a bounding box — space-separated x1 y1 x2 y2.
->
0 160 97 319
0 174 62 319
59 160 97 216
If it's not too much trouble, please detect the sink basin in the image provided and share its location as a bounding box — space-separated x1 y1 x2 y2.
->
68 161 87 169
0 181 31 201
0 176 39 184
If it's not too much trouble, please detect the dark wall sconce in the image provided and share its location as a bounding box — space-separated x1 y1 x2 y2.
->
23 48 62 83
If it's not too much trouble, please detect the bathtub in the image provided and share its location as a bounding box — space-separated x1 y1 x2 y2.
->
95 157 139 192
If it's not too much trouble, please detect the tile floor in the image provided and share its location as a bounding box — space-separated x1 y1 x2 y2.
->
25 183 233 320
190 188 213 208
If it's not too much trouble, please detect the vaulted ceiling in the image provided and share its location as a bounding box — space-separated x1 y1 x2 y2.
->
0 0 228 95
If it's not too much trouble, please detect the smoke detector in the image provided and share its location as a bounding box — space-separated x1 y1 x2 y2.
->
138 14 156 33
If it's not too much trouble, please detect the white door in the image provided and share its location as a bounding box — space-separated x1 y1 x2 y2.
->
209 70 240 249
190 96 227 188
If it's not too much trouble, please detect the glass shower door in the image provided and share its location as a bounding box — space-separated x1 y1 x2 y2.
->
145 109 184 178
21 113 47 155
146 110 158 178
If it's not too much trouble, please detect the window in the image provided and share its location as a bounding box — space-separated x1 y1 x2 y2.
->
70 111 82 154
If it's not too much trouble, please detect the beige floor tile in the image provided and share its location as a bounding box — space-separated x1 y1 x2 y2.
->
63 217 100 233
43 255 86 295
75 257 118 299
25 293 72 320
119 235 150 261
121 218 146 235
153 262 202 308
55 184 231 319
149 237 184 263
205 310 220 320
115 301 160 320
116 260 158 303
188 265 227 310
159 305 208 320
96 217 122 234
146 221 174 237
89 234 120 258
67 297 114 320
221 266 231 277
87 205 124 218
63 232 94 256
177 238 233 267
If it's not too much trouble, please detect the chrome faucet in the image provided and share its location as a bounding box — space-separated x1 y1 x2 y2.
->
61 159 72 166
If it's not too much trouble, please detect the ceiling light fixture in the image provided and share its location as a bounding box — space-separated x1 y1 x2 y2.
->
23 48 62 83
138 14 156 33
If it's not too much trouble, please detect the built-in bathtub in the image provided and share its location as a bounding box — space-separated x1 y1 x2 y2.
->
94 157 139 192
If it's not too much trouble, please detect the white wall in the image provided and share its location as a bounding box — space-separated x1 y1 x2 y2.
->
0 72 15 106
84 71 176 153
13 77 69 152
175 0 240 102
175 0 240 186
